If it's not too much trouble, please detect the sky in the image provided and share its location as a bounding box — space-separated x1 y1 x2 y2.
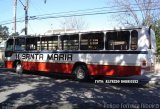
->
0 0 120 35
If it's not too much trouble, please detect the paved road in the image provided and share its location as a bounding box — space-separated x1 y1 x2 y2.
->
0 69 160 109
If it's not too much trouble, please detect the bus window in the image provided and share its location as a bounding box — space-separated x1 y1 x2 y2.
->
131 30 138 50
37 39 41 50
15 38 26 51
106 31 130 50
49 36 58 50
41 37 48 50
60 34 79 50
80 32 104 50
6 39 14 51
26 37 40 51
41 36 58 50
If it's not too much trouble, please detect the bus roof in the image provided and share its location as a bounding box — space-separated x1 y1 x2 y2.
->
9 26 149 38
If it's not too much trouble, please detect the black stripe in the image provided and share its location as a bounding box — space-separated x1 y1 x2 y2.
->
14 50 148 54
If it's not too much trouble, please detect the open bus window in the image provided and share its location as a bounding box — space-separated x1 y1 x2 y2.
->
80 32 104 50
131 30 138 50
60 34 79 50
26 37 40 51
6 39 14 51
41 36 58 50
15 38 26 51
106 31 130 50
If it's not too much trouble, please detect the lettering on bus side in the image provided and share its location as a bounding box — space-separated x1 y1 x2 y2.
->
47 54 72 61
16 53 43 60
16 53 72 61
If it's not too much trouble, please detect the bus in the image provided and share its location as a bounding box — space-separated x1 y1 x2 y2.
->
4 26 156 80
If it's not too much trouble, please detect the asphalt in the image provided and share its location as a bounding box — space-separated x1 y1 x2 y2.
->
0 70 160 109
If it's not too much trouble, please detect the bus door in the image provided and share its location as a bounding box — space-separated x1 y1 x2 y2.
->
147 29 156 71
5 38 14 68
5 39 14 58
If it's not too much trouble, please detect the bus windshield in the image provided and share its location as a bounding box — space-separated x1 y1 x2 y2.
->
6 39 14 51
15 38 26 51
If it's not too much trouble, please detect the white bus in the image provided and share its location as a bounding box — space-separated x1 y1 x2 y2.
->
4 26 156 80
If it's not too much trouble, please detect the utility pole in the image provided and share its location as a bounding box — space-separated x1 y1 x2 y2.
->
13 0 17 34
25 0 29 35
44 0 47 4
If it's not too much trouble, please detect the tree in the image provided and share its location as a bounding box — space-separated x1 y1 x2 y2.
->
153 20 160 54
112 0 160 54
0 25 9 40
112 0 160 26
11 32 19 36
60 16 88 31
156 32 160 54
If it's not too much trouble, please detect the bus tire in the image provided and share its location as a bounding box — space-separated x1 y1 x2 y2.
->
74 65 89 81
15 62 23 74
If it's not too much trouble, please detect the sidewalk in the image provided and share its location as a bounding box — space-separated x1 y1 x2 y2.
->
136 63 160 85
149 63 160 84
143 71 160 85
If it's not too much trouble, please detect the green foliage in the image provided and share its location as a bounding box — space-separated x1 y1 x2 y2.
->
156 34 160 54
153 21 160 54
0 25 9 40
11 32 19 36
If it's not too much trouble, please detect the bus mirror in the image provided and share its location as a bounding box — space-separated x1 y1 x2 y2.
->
148 25 152 35
148 25 152 49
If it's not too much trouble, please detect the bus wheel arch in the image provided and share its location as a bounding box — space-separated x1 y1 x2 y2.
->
13 60 23 74
72 62 90 81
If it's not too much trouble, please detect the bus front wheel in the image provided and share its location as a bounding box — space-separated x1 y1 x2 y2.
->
15 62 23 74
74 65 89 81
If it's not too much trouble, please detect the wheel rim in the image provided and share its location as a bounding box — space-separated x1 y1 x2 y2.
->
77 68 85 79
16 64 23 74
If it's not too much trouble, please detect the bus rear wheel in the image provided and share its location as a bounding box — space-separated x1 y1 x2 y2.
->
74 65 89 81
15 62 23 74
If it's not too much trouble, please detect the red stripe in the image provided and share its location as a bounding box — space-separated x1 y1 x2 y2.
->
22 61 74 74
5 61 141 76
87 64 141 76
5 61 14 69
22 61 141 76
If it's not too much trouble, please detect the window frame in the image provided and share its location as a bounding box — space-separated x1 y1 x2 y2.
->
105 31 130 50
131 30 138 50
14 37 26 51
60 34 79 50
26 37 40 51
80 32 104 50
6 38 14 51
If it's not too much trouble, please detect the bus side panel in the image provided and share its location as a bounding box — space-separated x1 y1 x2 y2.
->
22 61 74 74
87 64 141 76
5 61 14 69
22 61 141 76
